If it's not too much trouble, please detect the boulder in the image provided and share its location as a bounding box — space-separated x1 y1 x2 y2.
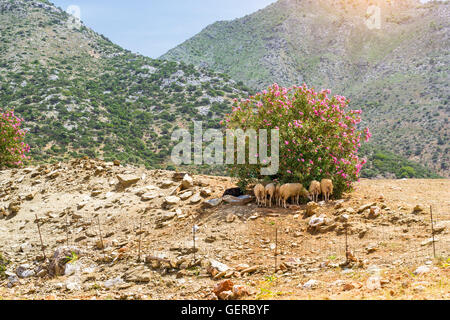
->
222 195 253 205
179 191 193 201
124 266 152 283
203 198 222 208
181 174 194 190
366 276 381 290
213 279 234 298
117 174 140 188
190 193 202 204
164 196 180 206
48 246 83 276
413 265 430 275
306 202 319 217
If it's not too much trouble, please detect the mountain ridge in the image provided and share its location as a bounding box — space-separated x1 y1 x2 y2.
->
161 0 450 177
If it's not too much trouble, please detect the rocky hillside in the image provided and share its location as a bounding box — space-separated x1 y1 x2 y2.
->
0 0 251 170
161 0 450 177
0 158 448 300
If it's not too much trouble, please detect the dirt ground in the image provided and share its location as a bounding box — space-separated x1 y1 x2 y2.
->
0 158 448 300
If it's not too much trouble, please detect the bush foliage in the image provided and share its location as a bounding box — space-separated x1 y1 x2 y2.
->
0 108 30 167
223 84 371 197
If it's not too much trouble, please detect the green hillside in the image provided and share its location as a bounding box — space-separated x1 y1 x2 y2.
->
162 0 450 177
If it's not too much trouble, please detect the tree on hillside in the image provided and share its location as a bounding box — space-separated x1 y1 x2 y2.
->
223 84 371 197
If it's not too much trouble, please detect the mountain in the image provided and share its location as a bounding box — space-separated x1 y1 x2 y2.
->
161 0 450 177
0 0 441 179
0 0 251 172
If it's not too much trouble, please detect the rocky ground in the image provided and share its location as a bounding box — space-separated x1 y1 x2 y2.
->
0 158 449 300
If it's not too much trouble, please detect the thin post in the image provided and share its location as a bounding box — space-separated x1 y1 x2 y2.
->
275 227 278 273
97 216 105 254
35 213 46 260
193 225 196 262
345 223 349 264
65 214 70 246
137 215 143 262
430 206 436 258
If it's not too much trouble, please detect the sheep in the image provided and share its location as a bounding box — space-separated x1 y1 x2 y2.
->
265 183 276 207
279 183 308 208
295 185 309 205
320 179 333 202
275 184 281 207
254 184 265 207
308 180 321 203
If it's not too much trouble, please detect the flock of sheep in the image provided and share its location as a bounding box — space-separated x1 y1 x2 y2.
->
253 179 334 208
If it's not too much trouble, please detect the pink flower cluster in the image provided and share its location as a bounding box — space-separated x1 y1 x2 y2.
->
224 84 371 193
0 109 31 167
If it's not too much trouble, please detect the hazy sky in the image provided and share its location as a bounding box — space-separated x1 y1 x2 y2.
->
51 0 277 58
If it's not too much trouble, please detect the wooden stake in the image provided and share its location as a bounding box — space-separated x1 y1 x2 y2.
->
430 206 436 258
275 227 278 273
65 213 70 247
35 213 46 260
138 215 143 262
193 225 197 262
96 216 105 254
345 223 349 264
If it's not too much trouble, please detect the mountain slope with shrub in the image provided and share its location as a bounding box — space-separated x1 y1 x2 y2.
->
0 0 441 179
162 0 450 177
0 0 251 170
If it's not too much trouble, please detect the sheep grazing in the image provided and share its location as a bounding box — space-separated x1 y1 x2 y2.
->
275 184 281 207
279 183 307 208
308 180 321 203
320 179 333 202
265 183 276 207
254 184 266 207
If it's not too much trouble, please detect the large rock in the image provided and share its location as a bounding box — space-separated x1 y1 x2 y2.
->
48 246 83 276
366 276 381 290
213 280 234 298
124 266 152 283
179 191 193 200
164 196 180 206
413 265 430 275
358 203 376 213
141 192 158 201
203 198 222 208
222 195 253 206
306 202 319 217
116 174 140 188
16 264 35 278
181 174 194 190
190 193 202 204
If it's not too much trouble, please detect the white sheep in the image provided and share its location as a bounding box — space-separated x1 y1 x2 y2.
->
254 184 265 207
320 179 333 202
265 183 276 207
308 180 321 203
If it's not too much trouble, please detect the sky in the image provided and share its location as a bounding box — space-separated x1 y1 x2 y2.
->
51 0 432 58
50 0 277 58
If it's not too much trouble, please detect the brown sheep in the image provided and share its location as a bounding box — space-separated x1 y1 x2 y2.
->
254 184 265 207
265 183 276 207
279 183 307 208
308 180 321 203
275 184 281 207
320 179 333 202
